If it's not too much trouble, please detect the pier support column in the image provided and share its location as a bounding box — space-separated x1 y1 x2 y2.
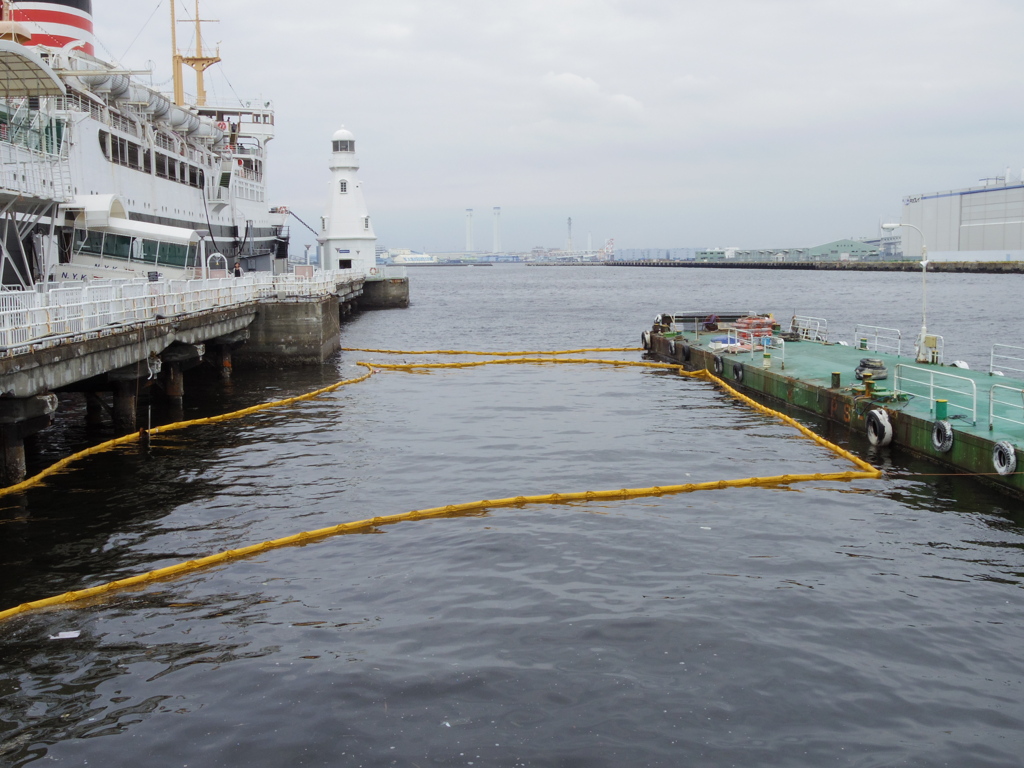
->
108 357 160 435
159 344 204 422
165 363 184 409
218 347 233 379
1 426 25 485
0 394 58 484
112 381 137 434
206 330 248 379
85 392 106 427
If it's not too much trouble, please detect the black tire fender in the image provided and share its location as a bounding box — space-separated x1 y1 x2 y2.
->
865 409 893 447
931 420 954 453
993 440 1017 476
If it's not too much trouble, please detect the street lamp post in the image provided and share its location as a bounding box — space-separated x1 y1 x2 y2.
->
881 221 931 363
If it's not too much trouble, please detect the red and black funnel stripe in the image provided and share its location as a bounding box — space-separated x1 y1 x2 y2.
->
10 0 94 54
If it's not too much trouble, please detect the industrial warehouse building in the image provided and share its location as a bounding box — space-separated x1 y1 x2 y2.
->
900 177 1024 261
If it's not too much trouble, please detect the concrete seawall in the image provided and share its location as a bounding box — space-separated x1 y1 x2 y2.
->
530 260 1024 273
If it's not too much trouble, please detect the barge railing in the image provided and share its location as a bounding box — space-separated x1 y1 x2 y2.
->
853 324 902 356
790 315 828 342
765 335 786 368
894 364 978 425
723 329 786 368
988 384 1024 432
990 344 1024 377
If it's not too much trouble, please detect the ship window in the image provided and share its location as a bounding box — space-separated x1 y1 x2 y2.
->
98 130 110 160
159 241 189 267
140 239 159 263
339 180 347 194
102 233 132 260
364 216 370 230
74 229 103 255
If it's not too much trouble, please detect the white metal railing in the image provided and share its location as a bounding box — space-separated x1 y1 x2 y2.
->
0 269 362 354
894 364 977 425
989 384 1024 431
853 324 901 356
764 335 785 367
990 344 1024 377
726 327 770 351
0 140 72 201
790 315 828 342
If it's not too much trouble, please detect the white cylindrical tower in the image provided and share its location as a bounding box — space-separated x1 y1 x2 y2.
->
492 207 501 253
465 208 473 252
320 126 377 275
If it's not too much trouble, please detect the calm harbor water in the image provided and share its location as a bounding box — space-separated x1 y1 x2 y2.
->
1 265 1023 767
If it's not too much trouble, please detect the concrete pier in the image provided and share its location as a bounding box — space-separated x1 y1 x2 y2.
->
0 270 376 482
360 277 410 309
234 296 342 367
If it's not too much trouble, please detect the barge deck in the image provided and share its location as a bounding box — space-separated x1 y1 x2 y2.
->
644 312 1024 497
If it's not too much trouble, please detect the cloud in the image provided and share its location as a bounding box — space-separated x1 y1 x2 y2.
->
82 0 1024 250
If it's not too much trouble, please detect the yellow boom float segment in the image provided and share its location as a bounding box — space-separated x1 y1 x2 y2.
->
0 351 880 623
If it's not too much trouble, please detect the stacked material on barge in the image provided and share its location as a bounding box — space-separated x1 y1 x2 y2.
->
642 312 1024 497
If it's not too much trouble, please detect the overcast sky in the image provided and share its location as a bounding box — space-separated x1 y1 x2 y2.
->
95 0 1024 253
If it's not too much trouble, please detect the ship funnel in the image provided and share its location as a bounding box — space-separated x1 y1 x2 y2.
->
11 0 95 55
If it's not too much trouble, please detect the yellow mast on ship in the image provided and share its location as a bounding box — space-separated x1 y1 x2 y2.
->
171 0 220 106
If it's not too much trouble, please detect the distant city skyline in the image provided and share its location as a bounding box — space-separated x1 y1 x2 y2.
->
102 1 1024 253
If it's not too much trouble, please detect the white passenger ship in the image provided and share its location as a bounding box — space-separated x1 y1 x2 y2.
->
0 0 289 284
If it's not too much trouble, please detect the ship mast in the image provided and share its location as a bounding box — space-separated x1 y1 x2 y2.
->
171 0 221 106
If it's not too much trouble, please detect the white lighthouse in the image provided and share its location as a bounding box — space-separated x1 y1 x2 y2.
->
320 126 377 274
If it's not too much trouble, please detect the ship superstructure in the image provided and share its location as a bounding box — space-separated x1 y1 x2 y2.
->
0 0 289 283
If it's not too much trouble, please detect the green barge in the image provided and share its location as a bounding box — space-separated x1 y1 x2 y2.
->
643 312 1024 498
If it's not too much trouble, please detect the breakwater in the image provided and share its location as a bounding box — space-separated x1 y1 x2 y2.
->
529 260 1024 273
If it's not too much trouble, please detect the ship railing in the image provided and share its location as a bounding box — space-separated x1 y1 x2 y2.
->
207 185 229 204
790 315 828 343
109 112 138 137
989 384 1024 432
853 324 901 356
0 140 72 201
894 364 977 425
232 144 264 158
989 344 1024 377
55 93 105 122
